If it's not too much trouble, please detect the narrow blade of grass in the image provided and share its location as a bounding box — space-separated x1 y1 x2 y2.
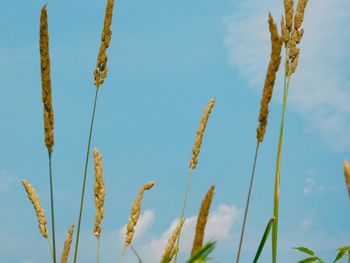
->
253 217 274 263
186 241 216 263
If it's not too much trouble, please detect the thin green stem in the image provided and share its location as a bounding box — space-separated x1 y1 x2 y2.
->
236 141 260 263
272 49 291 263
130 245 143 263
174 168 194 263
73 87 100 263
47 236 54 263
97 236 101 263
48 152 56 263
121 245 127 263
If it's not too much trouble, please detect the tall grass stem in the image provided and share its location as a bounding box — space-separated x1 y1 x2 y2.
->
73 87 100 263
272 50 291 263
47 235 54 262
236 142 260 263
174 168 194 263
48 152 56 263
97 237 101 263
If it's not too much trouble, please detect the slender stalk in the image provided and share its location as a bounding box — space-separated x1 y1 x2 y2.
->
174 168 194 263
271 49 291 263
121 246 127 263
130 245 143 263
97 237 101 263
236 141 260 263
48 152 56 263
73 87 100 263
47 235 54 262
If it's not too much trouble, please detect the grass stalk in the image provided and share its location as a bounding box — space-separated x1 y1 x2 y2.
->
48 152 56 263
121 245 127 263
73 87 100 263
236 141 260 263
97 236 101 263
47 235 54 262
271 49 291 263
174 168 194 263
130 245 143 263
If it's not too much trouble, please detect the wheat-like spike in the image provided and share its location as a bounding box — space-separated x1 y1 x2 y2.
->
160 219 185 263
94 0 115 87
294 0 308 30
344 160 350 199
93 148 105 237
40 5 54 153
191 185 215 256
125 181 155 246
189 98 216 170
284 0 294 32
256 14 283 143
21 179 49 238
281 16 289 47
61 224 75 263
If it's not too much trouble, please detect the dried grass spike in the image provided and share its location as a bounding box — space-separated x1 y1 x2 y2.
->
284 0 294 32
94 0 115 86
61 224 75 263
125 181 155 246
256 14 283 142
281 16 289 46
160 219 185 263
294 0 308 30
344 160 350 199
191 185 215 256
93 148 105 237
189 98 216 170
21 179 49 238
40 5 54 153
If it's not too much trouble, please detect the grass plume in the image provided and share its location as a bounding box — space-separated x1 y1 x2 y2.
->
236 13 283 263
161 219 185 263
191 185 215 256
61 225 75 263
343 160 350 199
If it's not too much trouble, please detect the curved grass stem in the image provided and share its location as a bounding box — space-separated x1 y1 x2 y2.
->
73 87 100 263
236 141 260 263
174 168 194 263
97 236 101 263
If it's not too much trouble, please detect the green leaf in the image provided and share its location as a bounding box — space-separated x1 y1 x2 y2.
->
298 256 320 263
338 246 350 253
186 241 216 263
253 217 275 263
293 247 315 256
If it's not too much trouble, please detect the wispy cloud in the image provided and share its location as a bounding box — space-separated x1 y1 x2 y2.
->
0 170 17 194
224 0 350 152
117 204 240 262
303 170 325 195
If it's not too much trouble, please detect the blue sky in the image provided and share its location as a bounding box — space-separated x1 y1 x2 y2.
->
1 0 350 262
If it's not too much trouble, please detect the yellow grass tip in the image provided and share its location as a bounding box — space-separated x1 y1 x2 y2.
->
93 148 105 237
256 14 283 142
191 185 215 256
284 0 294 32
94 0 115 87
160 219 185 263
189 98 216 170
61 224 75 263
344 160 350 199
125 181 155 246
21 179 49 238
40 4 54 153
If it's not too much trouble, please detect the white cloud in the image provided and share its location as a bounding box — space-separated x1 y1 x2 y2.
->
303 170 325 195
224 0 350 152
137 204 240 262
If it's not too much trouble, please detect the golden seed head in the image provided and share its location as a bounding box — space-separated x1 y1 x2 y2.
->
40 5 54 153
160 219 185 263
256 14 283 142
93 148 105 237
61 224 75 263
344 160 350 199
94 0 115 87
191 185 215 256
189 98 216 170
284 0 294 32
281 16 289 47
294 0 308 30
21 179 49 238
125 181 155 246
